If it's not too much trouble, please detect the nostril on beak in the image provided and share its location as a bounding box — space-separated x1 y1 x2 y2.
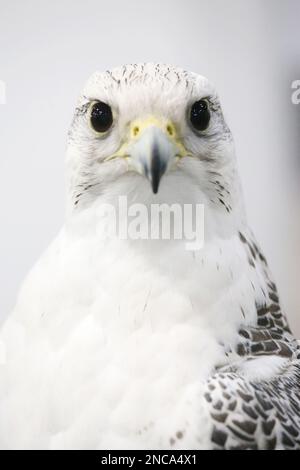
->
166 124 174 136
133 126 140 137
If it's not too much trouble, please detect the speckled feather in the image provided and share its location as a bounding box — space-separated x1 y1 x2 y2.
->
205 230 300 450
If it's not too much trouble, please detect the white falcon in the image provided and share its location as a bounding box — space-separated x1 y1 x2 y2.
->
0 63 299 450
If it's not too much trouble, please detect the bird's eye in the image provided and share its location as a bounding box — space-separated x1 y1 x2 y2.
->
89 101 113 133
190 100 210 131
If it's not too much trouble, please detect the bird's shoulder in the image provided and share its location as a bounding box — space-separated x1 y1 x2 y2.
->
205 229 300 449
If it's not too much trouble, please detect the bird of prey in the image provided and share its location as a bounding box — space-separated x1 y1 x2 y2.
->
0 63 299 450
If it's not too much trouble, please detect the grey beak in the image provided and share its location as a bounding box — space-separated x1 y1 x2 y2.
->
147 143 167 194
130 125 176 194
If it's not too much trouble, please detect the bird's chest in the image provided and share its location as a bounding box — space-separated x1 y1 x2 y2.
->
6 235 256 448
45 238 246 447
46 247 221 448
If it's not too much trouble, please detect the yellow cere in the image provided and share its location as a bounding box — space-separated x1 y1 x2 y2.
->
105 116 188 162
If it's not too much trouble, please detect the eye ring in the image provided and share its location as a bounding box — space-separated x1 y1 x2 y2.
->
89 100 113 134
190 99 210 132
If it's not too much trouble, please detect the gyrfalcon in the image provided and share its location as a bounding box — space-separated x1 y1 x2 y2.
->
0 63 299 450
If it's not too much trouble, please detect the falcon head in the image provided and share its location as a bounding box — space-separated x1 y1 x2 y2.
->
67 63 243 228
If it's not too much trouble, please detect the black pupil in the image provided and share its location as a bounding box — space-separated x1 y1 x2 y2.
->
190 100 210 131
90 101 113 132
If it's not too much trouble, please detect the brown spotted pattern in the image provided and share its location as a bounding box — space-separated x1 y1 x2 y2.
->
205 231 300 450
205 362 300 450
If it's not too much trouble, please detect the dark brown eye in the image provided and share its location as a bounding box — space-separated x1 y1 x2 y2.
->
90 101 113 133
190 100 210 131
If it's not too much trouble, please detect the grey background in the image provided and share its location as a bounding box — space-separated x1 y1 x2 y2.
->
0 0 299 334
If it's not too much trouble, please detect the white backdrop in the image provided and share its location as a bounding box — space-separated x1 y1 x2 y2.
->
0 0 299 334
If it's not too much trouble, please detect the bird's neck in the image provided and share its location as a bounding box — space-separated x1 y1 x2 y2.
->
64 189 254 362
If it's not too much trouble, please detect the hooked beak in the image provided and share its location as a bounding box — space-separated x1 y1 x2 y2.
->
126 120 187 194
143 139 167 194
